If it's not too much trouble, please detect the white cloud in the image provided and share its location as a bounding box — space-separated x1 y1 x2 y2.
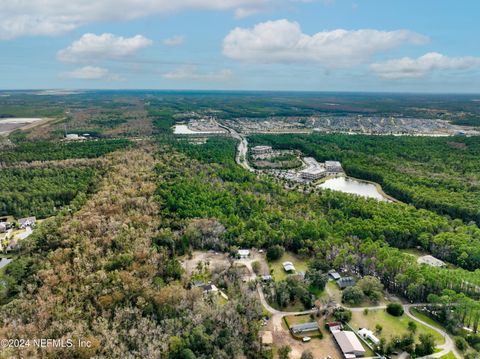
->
162 35 185 46
370 52 480 79
0 0 271 39
223 19 428 67
163 65 233 81
57 33 152 63
61 66 120 80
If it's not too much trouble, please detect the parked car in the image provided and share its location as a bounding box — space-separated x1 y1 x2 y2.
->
302 337 311 343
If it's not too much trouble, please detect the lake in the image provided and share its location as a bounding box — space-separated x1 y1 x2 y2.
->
319 176 389 201
173 124 224 135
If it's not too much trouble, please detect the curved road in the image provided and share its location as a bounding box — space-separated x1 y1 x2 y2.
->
219 123 254 171
226 126 461 358
256 276 460 358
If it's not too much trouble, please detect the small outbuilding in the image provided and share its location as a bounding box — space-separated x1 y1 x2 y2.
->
282 261 296 272
290 322 319 335
332 330 366 357
417 255 446 268
328 269 341 281
18 216 36 229
358 328 380 345
261 331 273 346
338 277 355 289
238 249 250 259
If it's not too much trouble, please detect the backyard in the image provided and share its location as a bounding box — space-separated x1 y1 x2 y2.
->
268 252 309 281
350 309 445 346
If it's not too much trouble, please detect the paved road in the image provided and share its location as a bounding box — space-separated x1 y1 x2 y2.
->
218 124 254 171
325 284 459 358
404 306 460 359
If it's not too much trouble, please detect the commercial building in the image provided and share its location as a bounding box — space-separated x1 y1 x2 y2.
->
251 146 273 155
332 330 366 358
325 161 343 173
299 157 327 180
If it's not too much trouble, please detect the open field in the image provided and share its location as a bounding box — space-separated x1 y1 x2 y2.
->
180 251 231 277
350 309 445 345
268 252 309 281
0 118 48 136
410 308 446 331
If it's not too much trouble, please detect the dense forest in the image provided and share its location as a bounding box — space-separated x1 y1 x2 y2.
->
0 145 264 359
155 138 480 300
0 139 131 218
0 165 98 218
0 139 130 164
2 135 480 357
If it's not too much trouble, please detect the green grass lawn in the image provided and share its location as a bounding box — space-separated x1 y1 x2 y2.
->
410 308 445 331
268 252 308 281
284 314 315 326
439 352 456 359
270 299 306 312
350 309 445 345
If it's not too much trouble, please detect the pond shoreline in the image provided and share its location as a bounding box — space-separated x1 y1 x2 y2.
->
317 174 400 202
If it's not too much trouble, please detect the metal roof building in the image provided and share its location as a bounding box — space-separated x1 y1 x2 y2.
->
328 269 341 281
338 276 356 289
282 261 296 272
333 330 366 357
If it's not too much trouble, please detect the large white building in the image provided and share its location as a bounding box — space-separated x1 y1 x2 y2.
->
251 146 273 155
299 157 327 180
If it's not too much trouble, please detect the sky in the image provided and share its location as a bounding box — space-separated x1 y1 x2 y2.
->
0 0 479 93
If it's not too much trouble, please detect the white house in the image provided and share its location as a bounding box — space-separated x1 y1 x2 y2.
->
358 328 380 345
238 249 250 259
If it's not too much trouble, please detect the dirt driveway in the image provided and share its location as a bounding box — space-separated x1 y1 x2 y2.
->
181 250 232 276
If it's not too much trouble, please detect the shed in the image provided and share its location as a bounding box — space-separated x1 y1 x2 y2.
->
290 322 319 334
328 269 341 281
338 277 355 289
358 328 380 345
18 216 36 229
333 330 366 357
282 261 296 272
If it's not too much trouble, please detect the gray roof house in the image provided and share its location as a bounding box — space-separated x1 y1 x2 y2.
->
338 277 356 289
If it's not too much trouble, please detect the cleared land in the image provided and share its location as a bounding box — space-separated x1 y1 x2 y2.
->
0 118 46 136
268 252 309 281
350 309 445 345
